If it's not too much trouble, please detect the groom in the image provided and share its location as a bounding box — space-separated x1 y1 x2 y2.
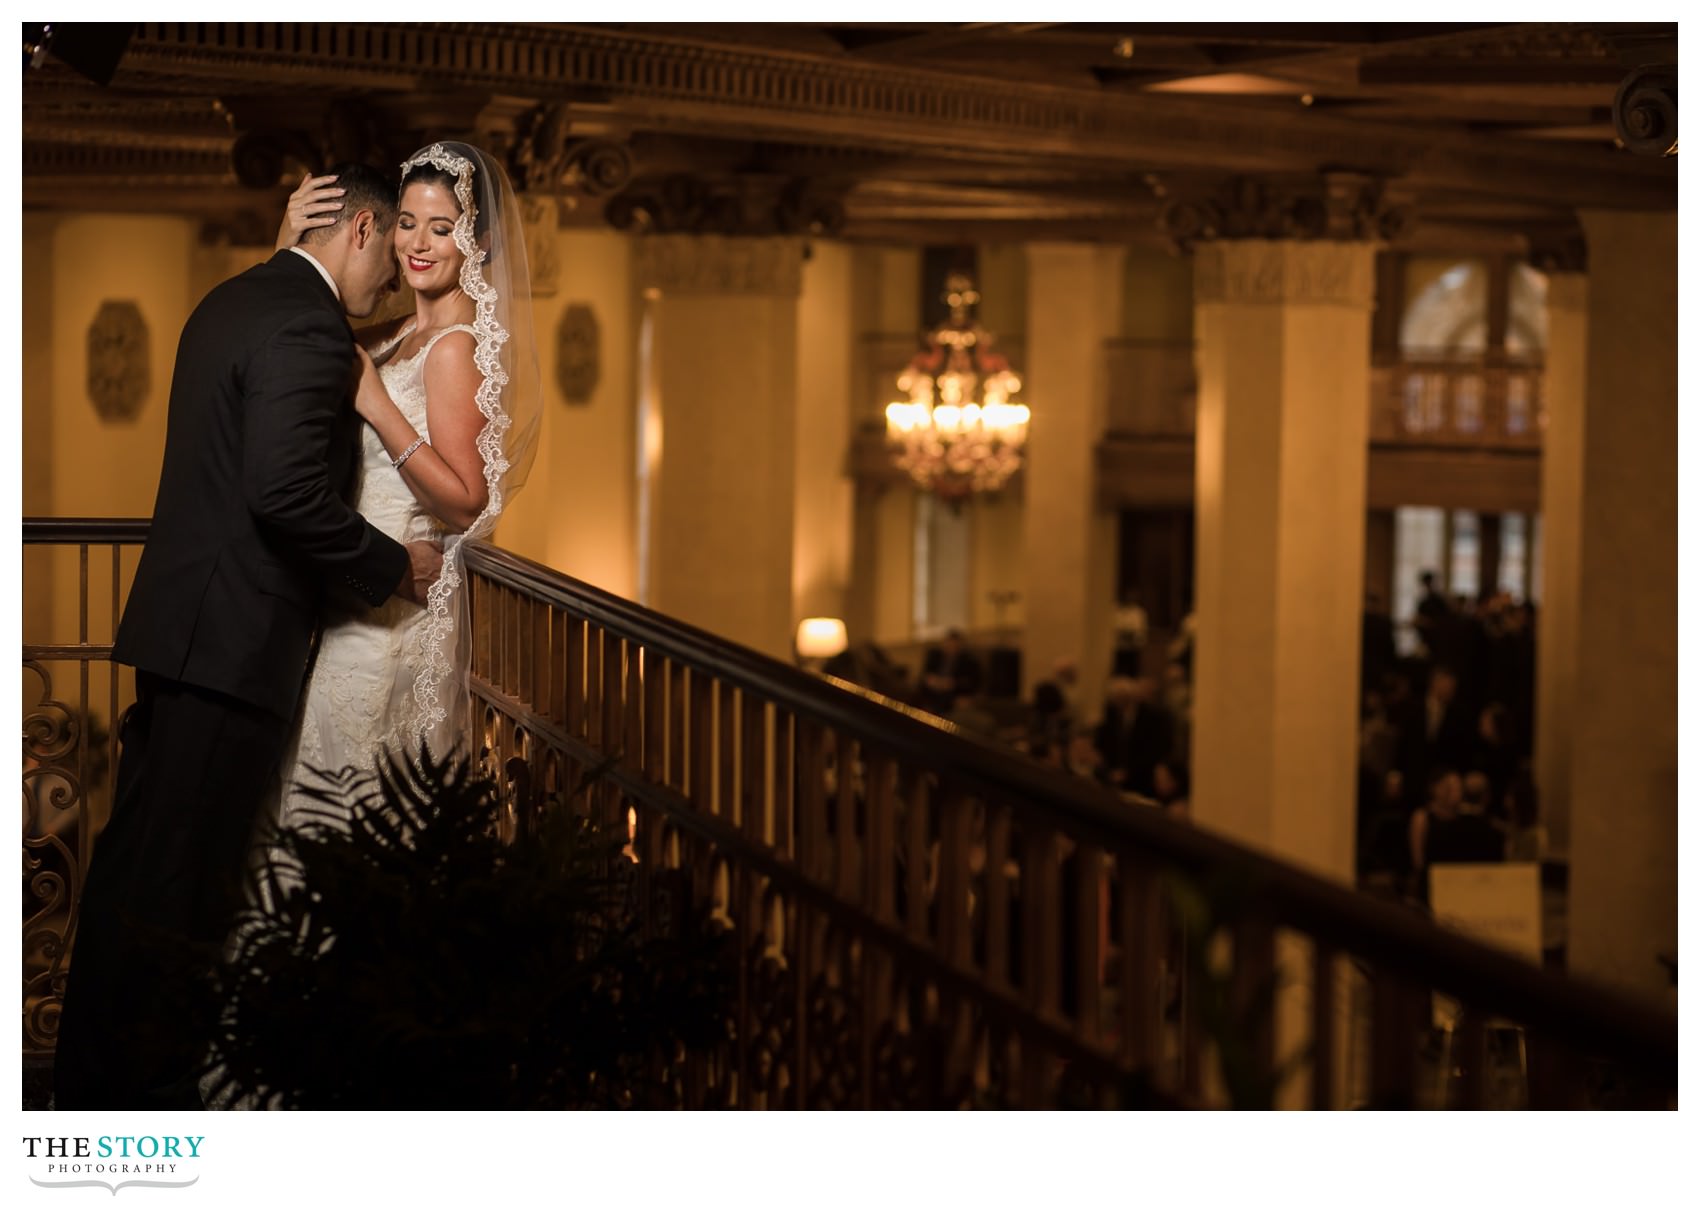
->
54 163 442 1109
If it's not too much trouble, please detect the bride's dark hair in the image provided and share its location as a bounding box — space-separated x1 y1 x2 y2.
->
400 160 489 242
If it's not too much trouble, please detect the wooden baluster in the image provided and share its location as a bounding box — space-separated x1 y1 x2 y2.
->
1229 917 1277 1106
935 789 972 970
1370 968 1423 1109
1021 825 1060 1016
668 663 687 794
690 670 714 813
1075 842 1105 1046
625 639 644 777
796 719 826 880
856 754 897 1108
983 804 1011 990
903 771 929 941
600 630 623 829
561 613 585 795
835 731 858 898
863 754 896 922
502 583 519 693
1180 928 1205 1103
524 595 544 709
584 621 604 749
1455 1008 1486 1110
642 648 665 783
563 613 585 740
1119 861 1162 1077
771 709 793 856
513 591 533 703
547 606 567 727
1311 943 1338 1110
472 574 491 680
719 681 737 825
741 694 767 844
492 584 508 692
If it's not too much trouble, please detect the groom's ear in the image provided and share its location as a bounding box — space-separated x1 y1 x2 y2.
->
350 208 378 249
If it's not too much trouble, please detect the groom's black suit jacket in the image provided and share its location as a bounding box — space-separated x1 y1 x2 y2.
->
113 250 409 719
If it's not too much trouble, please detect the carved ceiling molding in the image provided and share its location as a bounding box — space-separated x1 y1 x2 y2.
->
606 173 847 239
1429 27 1615 60
1160 174 1415 254
496 103 637 197
1193 240 1378 310
1612 65 1678 158
80 22 1672 212
633 234 805 298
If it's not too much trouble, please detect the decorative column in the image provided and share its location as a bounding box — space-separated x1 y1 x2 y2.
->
792 241 856 631
1022 243 1127 713
634 234 806 661
1531 235 1587 858
1551 213 1676 996
1170 175 1403 881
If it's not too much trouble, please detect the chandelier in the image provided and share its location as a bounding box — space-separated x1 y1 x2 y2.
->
884 273 1030 501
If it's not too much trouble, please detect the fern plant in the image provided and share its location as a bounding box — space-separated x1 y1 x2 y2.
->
201 747 730 1109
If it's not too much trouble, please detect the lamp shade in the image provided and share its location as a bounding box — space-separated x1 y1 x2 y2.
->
795 617 848 660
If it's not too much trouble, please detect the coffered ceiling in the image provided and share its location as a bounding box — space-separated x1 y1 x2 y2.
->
21 21 1676 250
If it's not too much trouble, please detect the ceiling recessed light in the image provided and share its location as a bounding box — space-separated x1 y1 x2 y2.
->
1301 94 1316 107
1113 37 1135 59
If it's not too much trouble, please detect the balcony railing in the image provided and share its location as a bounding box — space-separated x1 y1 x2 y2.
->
1102 341 1545 449
1371 350 1545 448
22 518 149 1057
23 520 1674 1107
462 543 1670 1108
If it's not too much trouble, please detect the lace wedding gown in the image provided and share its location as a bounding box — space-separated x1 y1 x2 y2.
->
275 322 474 826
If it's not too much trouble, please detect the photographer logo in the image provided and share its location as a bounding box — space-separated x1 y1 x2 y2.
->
23 1135 202 1195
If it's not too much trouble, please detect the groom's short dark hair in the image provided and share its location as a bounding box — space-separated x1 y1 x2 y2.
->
301 162 399 245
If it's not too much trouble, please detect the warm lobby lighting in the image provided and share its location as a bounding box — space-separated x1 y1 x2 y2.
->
795 617 848 661
884 272 1030 501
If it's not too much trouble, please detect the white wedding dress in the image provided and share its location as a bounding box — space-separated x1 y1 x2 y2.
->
275 322 474 827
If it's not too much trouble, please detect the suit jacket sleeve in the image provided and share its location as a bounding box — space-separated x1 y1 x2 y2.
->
242 308 409 605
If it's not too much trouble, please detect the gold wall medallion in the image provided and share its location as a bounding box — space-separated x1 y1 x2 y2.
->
87 300 149 422
556 303 600 405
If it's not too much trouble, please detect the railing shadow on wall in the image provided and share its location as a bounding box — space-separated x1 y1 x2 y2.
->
22 520 1673 1108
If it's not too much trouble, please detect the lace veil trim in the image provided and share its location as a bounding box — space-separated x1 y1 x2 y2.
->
393 142 513 747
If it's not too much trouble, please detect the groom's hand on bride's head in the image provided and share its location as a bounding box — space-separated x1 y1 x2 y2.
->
395 540 444 605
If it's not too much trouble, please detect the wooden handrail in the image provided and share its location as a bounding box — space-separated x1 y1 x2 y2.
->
23 517 152 544
464 541 1675 1081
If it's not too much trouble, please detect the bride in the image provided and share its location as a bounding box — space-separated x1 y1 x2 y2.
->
273 141 540 824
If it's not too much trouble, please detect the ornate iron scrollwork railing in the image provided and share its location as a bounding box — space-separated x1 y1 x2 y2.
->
22 518 150 1056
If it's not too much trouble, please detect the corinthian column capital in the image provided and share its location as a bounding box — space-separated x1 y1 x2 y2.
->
633 233 805 297
1194 240 1378 309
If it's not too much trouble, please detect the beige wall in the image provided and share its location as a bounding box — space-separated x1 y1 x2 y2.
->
644 256 799 660
495 229 638 598
1121 246 1193 343
49 214 195 520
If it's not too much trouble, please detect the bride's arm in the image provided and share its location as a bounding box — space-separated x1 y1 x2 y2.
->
354 334 490 532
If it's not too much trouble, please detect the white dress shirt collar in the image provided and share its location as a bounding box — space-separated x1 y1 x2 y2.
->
289 246 341 302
